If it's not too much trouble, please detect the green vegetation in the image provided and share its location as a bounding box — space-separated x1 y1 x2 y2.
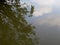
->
0 0 38 45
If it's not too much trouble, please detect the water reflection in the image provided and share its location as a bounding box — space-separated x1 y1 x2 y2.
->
23 0 60 45
0 0 38 45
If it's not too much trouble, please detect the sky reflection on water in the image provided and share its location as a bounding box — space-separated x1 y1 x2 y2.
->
22 0 60 45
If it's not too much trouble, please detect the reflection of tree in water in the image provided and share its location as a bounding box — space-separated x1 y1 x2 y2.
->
0 0 38 45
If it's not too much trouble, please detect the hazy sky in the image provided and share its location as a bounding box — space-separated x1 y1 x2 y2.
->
22 0 60 26
21 0 60 17
21 0 60 29
32 0 60 16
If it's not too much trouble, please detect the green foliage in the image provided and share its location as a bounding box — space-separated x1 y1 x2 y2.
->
0 0 38 45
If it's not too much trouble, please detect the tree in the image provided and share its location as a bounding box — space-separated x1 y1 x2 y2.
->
0 0 38 45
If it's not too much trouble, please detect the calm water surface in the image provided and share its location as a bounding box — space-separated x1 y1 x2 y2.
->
25 0 60 45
